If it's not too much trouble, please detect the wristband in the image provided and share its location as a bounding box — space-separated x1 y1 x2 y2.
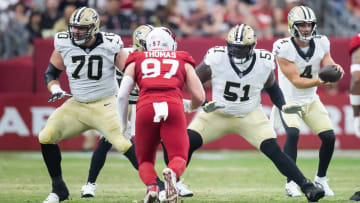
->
350 94 360 105
50 84 62 94
351 64 360 73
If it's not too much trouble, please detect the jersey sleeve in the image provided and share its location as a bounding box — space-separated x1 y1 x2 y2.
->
349 34 360 55
318 35 330 54
272 38 296 62
203 46 225 66
179 51 196 67
125 52 141 68
54 32 71 53
101 32 124 54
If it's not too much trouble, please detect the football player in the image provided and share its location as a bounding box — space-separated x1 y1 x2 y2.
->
348 34 360 201
80 24 157 198
166 24 326 202
271 6 344 197
117 27 205 203
39 7 138 203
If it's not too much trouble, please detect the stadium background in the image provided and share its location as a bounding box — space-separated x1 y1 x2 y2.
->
1 0 360 151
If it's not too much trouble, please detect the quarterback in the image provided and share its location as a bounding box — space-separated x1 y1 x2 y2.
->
272 6 344 197
39 7 138 203
166 24 325 202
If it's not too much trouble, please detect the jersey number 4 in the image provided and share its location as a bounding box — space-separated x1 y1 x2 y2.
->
72 55 103 80
224 81 250 102
141 58 179 79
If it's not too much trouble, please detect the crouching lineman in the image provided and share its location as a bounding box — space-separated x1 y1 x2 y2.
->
271 6 344 197
163 24 325 202
39 7 138 203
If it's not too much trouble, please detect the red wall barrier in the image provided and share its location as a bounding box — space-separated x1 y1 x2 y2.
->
0 92 359 151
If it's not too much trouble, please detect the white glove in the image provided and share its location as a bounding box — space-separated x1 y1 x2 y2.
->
281 103 304 117
202 100 225 113
183 99 194 113
48 84 72 102
121 121 132 140
354 117 360 138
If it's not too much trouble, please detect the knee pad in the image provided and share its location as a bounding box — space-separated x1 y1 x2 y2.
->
38 127 57 144
318 130 335 144
111 137 132 154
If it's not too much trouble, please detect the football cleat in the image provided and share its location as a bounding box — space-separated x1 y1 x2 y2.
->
314 176 334 196
143 184 159 203
177 179 193 197
162 168 178 203
301 180 325 202
81 182 96 198
285 180 302 197
43 193 60 203
350 191 360 201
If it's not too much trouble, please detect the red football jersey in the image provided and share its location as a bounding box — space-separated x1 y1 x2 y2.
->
349 34 360 55
125 51 196 109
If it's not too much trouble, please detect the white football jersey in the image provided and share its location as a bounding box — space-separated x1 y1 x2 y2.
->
273 35 330 104
204 46 275 117
54 31 124 103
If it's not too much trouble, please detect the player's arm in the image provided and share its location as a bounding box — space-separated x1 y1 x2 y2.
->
115 48 130 72
321 52 345 75
195 61 212 84
276 56 324 88
350 48 360 138
117 62 135 136
185 63 206 110
45 50 71 102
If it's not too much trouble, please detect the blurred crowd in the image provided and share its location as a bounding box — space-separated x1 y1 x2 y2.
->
1 0 360 59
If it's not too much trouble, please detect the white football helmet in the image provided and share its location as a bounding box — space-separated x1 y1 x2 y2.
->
146 27 177 51
69 7 100 45
288 6 317 41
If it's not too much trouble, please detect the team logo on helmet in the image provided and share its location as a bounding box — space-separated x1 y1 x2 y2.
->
133 24 154 51
69 7 100 45
288 6 317 41
226 24 257 64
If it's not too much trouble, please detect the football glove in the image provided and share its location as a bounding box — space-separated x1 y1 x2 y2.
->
353 117 360 138
202 100 225 113
48 84 72 102
183 99 194 113
281 103 304 117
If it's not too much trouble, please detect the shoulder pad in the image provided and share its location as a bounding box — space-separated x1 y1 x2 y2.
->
54 31 71 52
101 32 124 51
349 34 360 55
272 38 295 62
204 46 226 65
256 49 276 70
315 35 330 53
178 51 196 67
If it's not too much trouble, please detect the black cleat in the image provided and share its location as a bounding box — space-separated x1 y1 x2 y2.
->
350 191 360 201
301 180 325 202
52 180 70 201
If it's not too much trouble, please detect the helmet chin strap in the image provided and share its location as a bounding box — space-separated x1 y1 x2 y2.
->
232 56 252 71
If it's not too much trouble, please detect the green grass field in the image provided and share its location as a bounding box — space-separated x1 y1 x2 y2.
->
0 150 359 203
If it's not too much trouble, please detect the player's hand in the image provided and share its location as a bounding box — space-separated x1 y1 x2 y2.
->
48 85 72 102
121 121 132 140
202 100 225 113
281 103 304 117
353 117 360 138
129 87 139 103
183 99 194 113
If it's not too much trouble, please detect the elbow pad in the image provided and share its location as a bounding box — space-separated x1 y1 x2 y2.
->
265 82 286 110
44 63 62 85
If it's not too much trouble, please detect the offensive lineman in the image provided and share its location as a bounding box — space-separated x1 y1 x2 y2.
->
39 7 138 203
271 6 344 197
166 24 325 202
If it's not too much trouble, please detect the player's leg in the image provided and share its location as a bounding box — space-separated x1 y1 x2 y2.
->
160 103 189 202
278 103 303 196
39 98 88 202
82 130 97 152
304 100 335 196
81 136 112 198
91 96 138 170
237 109 325 202
135 104 161 203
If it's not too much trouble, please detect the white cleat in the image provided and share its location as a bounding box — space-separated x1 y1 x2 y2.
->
314 176 334 196
177 179 193 197
158 190 166 202
81 182 96 198
43 193 59 203
162 168 178 203
285 180 302 197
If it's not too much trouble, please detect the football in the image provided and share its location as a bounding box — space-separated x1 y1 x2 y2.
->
319 65 342 83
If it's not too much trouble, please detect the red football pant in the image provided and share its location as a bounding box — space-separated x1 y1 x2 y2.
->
135 102 189 186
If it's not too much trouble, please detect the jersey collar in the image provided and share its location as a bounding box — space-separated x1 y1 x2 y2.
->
291 37 315 62
229 53 256 78
73 33 104 53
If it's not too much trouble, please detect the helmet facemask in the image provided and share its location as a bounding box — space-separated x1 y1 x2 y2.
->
288 6 317 42
227 43 256 64
292 21 317 42
69 24 95 45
